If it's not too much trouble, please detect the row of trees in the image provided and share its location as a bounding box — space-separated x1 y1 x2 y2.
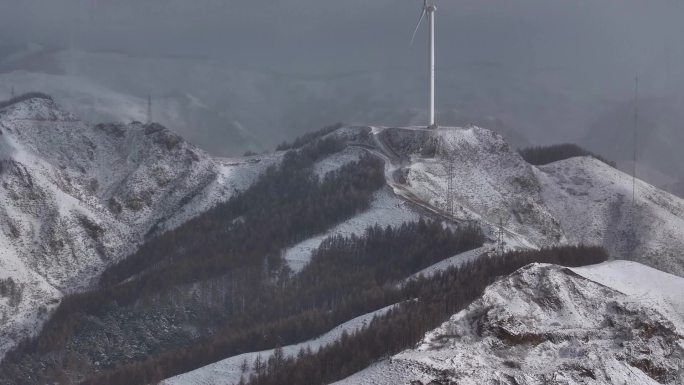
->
0 92 53 110
74 220 484 385
0 136 390 384
275 123 344 151
100 135 359 287
0 215 606 385
518 143 617 168
243 245 610 385
0 278 22 307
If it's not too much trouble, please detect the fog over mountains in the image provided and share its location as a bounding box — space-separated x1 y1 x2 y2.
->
0 0 683 191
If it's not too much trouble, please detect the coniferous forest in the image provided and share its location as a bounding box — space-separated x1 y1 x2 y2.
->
0 132 610 385
241 246 609 385
0 134 488 385
518 144 617 168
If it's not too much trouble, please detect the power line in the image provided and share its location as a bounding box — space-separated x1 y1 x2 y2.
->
440 135 455 218
147 94 152 124
633 74 638 205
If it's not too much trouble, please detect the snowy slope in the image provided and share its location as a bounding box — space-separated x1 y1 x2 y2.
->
0 97 277 357
160 124 684 384
161 304 398 385
283 186 421 272
396 126 562 249
371 126 684 276
404 246 488 282
537 156 684 277
2 106 680 382
572 261 684 332
334 262 684 385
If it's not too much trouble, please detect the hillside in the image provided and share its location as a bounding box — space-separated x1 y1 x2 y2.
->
155 125 683 385
537 157 684 275
366 125 684 276
0 104 682 384
0 96 277 357
153 125 684 385
333 261 684 385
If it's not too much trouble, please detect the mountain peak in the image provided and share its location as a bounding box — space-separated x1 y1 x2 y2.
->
335 261 684 385
0 93 75 123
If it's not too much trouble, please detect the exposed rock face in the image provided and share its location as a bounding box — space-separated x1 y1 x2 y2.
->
333 262 684 385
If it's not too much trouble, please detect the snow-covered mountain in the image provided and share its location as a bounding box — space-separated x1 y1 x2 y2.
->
0 45 549 155
0 96 279 356
367 125 684 275
158 124 684 385
161 304 400 385
333 261 684 385
1 99 682 382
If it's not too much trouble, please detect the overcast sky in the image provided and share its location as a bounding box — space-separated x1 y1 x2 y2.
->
1 0 683 184
1 0 682 86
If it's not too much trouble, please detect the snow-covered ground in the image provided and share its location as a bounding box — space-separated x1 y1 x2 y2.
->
572 260 684 332
380 126 684 276
312 146 366 179
165 124 684 384
334 261 684 385
0 97 274 358
537 156 684 276
404 246 488 282
2 106 683 383
161 304 398 385
393 127 563 249
283 186 421 273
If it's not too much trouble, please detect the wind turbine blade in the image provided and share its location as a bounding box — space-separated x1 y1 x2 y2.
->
410 8 427 46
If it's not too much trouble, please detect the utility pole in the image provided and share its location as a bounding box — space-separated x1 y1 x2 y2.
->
441 135 455 218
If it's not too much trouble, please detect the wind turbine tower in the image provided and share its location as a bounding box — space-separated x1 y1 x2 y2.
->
412 0 438 129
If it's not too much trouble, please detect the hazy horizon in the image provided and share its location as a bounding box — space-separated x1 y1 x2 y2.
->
1 0 683 190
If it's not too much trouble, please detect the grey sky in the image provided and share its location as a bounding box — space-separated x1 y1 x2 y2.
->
1 0 682 83
1 0 683 188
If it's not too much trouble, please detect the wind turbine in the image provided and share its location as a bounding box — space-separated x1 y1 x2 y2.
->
411 0 438 129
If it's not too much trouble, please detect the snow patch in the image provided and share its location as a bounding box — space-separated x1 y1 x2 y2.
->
161 304 398 385
283 187 421 273
334 262 684 385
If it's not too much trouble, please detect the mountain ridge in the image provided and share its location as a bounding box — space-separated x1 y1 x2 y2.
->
0 96 276 357
332 261 684 385
0 98 682 383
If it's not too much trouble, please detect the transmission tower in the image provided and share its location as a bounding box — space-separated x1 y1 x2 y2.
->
440 136 455 218
496 218 506 256
489 208 510 256
446 157 455 217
